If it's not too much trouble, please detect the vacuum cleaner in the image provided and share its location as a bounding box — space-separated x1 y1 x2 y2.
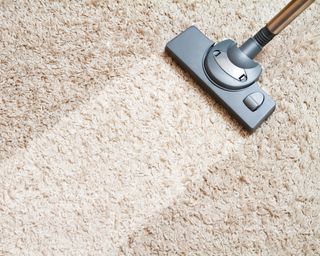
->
166 0 315 131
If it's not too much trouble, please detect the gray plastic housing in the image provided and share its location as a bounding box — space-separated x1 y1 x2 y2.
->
165 26 276 131
204 39 262 90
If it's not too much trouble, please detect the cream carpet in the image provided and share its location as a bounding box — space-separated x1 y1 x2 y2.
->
1 0 319 255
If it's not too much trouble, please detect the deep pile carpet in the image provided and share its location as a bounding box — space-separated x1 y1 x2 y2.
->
1 0 319 255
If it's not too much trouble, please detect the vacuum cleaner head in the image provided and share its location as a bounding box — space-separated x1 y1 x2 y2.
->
166 26 275 132
166 0 314 132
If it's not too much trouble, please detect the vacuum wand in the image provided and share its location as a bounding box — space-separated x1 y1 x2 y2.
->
267 0 315 34
240 0 315 59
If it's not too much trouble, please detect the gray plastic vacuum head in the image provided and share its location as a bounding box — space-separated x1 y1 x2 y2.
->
166 26 275 131
165 0 315 131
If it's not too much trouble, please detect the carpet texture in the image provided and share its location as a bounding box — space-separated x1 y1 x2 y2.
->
1 0 319 255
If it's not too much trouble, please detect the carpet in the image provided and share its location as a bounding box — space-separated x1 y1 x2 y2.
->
0 0 319 255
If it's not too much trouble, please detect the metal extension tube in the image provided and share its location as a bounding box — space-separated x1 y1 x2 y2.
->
267 0 315 34
240 0 315 59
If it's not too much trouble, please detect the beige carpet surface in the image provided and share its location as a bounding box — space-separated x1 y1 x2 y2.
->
0 0 319 255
